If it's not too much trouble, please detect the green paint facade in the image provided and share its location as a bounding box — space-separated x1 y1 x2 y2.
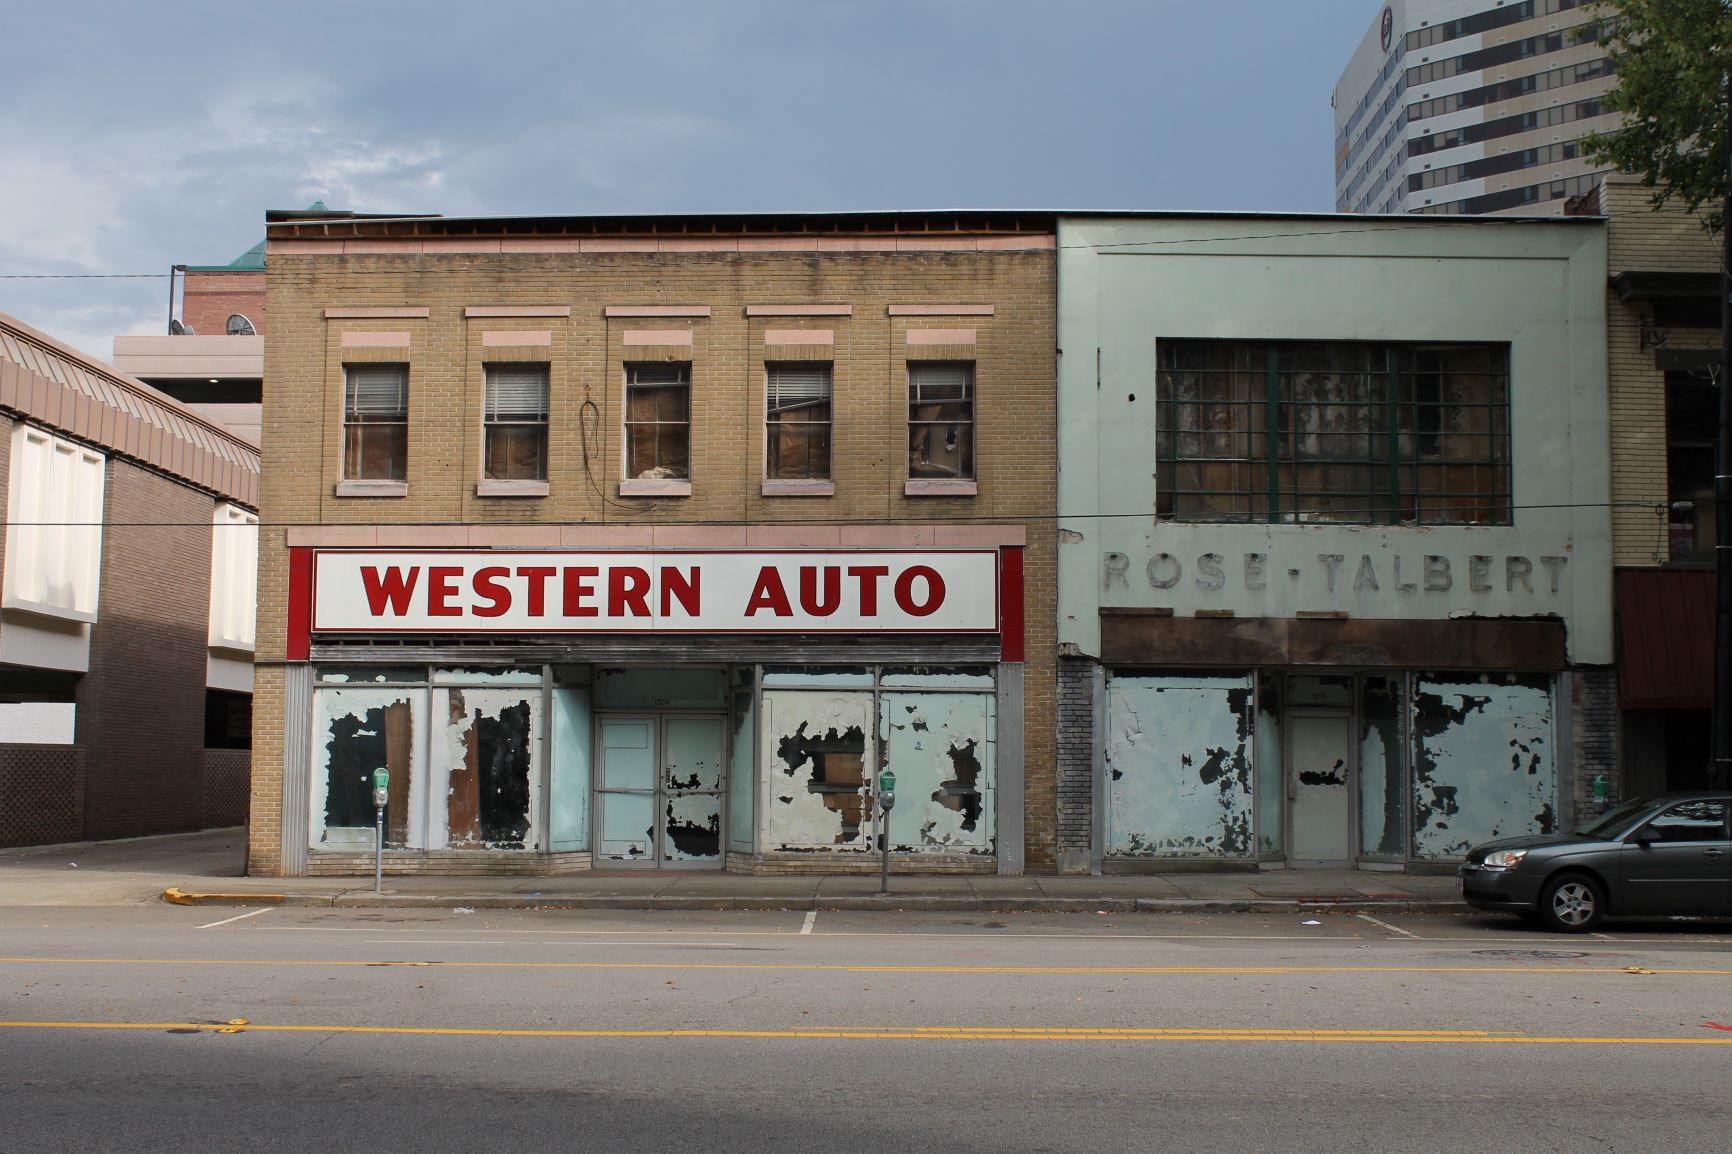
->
1054 214 1611 873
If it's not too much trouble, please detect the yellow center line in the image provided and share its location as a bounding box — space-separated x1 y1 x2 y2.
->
1 1020 1727 1045
1 956 1729 976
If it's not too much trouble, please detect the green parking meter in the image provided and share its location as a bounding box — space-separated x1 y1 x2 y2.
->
372 768 389 891
877 771 897 893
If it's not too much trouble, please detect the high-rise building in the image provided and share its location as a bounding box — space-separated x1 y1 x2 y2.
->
1333 0 1618 215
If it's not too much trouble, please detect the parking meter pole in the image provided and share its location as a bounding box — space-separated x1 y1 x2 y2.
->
372 767 390 894
877 772 897 895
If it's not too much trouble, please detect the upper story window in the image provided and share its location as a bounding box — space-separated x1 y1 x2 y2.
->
624 362 691 480
1667 369 1716 563
226 314 256 336
342 364 408 480
483 364 550 481
1155 340 1511 525
766 362 832 481
209 503 259 651
3 424 106 622
908 362 975 481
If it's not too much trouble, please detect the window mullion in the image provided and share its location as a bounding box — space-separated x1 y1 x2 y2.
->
1385 346 1402 525
1263 345 1280 523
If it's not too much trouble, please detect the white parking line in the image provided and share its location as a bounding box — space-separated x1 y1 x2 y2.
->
800 911 818 935
1356 913 1419 939
195 908 273 930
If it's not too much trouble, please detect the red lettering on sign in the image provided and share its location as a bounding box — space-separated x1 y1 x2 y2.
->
428 567 463 617
662 566 700 617
894 565 945 617
472 566 512 618
361 566 421 617
847 565 890 615
518 566 556 616
799 565 841 616
745 567 793 617
562 566 600 617
609 567 652 617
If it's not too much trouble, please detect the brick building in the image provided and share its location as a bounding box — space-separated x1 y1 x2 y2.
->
1574 174 1726 797
250 209 1056 877
0 312 259 847
112 218 311 444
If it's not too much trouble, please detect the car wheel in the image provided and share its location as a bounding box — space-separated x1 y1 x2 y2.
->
1538 873 1604 933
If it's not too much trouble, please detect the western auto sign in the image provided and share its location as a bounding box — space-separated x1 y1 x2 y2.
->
311 550 1000 634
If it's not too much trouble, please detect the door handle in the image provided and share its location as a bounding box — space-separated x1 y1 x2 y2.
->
1704 849 1726 857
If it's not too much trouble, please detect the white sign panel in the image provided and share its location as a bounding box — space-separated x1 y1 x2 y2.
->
312 550 1000 634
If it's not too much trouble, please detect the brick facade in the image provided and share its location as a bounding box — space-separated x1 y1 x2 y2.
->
253 216 1058 874
78 462 215 838
1596 174 1723 797
1055 654 1095 872
1569 665 1620 820
1602 176 1723 568
1 312 260 847
181 270 266 337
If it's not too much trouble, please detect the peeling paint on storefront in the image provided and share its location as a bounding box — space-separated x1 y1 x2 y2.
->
1412 677 1554 859
1105 676 1254 857
882 691 995 853
763 691 873 852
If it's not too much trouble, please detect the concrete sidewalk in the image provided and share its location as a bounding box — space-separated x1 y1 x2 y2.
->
4 828 1463 912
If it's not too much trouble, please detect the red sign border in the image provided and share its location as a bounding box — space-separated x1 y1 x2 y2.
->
300 547 1007 641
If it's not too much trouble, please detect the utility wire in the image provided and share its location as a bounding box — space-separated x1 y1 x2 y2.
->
0 498 1683 531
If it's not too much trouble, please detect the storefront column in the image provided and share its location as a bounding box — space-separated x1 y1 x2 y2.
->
281 662 312 876
997 662 1024 876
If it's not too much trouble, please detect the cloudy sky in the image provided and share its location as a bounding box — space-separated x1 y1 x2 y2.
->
0 0 1379 360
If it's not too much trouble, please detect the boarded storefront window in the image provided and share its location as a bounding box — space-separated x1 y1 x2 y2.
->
1106 674 1254 858
441 688 540 850
1359 676 1406 858
762 690 874 852
311 687 418 850
1411 676 1555 860
760 670 999 858
880 691 994 854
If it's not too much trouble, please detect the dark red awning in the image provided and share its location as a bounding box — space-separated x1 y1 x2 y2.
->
1616 568 1713 710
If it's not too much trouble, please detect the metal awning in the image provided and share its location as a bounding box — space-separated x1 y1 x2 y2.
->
1616 567 1713 710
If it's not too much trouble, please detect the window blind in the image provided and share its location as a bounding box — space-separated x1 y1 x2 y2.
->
910 363 971 403
485 365 549 420
767 363 832 408
627 363 689 388
345 365 408 417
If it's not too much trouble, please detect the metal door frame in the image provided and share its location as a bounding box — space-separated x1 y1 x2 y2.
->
591 709 729 869
1284 707 1356 868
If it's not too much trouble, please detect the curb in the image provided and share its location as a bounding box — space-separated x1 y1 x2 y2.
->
163 887 285 906
161 888 1464 914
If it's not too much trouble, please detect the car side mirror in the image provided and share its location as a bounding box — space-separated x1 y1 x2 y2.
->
1629 828 1654 847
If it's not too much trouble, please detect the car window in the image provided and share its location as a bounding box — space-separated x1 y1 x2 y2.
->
1576 797 1655 838
1639 800 1729 844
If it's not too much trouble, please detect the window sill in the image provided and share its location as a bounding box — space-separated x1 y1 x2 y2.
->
334 479 408 498
476 479 549 498
619 479 691 497
904 479 977 497
761 479 835 498
0 597 97 626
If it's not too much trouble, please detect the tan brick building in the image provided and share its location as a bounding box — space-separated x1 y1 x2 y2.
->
251 209 1057 877
1576 175 1726 797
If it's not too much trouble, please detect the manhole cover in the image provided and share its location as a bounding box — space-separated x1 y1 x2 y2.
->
1471 949 1590 959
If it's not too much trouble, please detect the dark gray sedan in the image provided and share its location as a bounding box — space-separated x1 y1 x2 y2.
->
1457 794 1731 932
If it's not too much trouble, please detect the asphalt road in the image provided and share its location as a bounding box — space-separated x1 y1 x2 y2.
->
4 906 1732 1153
